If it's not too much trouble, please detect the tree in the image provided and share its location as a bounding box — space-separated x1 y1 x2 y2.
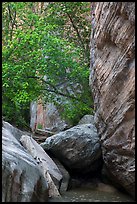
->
2 2 93 128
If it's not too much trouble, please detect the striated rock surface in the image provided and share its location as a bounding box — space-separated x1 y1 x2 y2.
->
2 127 48 202
20 135 63 197
90 2 135 198
41 124 102 174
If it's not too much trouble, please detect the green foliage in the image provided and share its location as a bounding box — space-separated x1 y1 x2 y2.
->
60 101 93 126
46 2 91 63
37 123 43 130
2 2 93 128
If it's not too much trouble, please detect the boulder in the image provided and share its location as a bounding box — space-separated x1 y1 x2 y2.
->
78 115 95 125
41 124 102 174
90 2 135 198
2 127 48 202
20 134 63 197
3 120 31 142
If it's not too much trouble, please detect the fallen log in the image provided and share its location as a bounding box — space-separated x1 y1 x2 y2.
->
35 129 56 136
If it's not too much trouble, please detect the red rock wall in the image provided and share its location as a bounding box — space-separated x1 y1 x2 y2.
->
36 100 45 130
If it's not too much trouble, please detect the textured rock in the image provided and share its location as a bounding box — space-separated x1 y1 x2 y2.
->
41 124 102 174
36 99 46 130
20 135 63 197
90 2 135 198
78 115 95 125
3 121 31 142
43 102 69 132
2 127 48 202
30 101 69 133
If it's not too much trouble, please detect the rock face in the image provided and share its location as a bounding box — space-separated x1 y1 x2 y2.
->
30 101 37 132
90 2 135 198
43 102 69 132
30 101 69 133
41 124 102 174
2 127 48 202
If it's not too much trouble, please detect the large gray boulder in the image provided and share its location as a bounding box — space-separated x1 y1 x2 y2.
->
2 127 48 202
3 120 31 142
41 124 102 174
90 2 135 198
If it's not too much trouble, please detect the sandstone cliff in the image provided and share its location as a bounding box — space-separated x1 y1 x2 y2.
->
89 2 135 198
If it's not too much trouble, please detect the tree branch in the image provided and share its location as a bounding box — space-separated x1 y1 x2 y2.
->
25 75 90 106
8 4 15 41
65 11 86 53
26 76 58 92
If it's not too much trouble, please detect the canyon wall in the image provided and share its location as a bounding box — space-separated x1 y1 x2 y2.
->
89 2 135 198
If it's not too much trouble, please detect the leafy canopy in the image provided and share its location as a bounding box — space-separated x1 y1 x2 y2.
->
2 2 93 128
